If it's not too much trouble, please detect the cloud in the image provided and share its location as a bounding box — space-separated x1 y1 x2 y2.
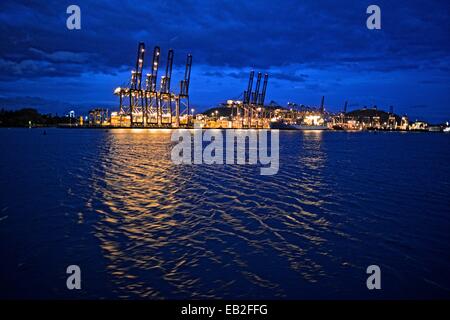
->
0 0 449 121
28 48 94 63
1 0 449 77
410 104 429 109
202 70 309 83
0 96 70 114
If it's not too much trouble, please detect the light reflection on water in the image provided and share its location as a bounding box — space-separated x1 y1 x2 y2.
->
1 128 449 299
91 129 342 298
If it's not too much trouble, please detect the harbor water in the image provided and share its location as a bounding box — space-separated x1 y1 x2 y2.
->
0 128 449 299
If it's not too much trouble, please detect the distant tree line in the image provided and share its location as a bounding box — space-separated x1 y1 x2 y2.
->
0 108 75 127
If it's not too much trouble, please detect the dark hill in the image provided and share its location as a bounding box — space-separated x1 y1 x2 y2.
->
346 108 401 123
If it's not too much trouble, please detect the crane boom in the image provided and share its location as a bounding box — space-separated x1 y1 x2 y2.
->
258 73 269 106
132 42 145 90
161 49 174 94
244 71 254 104
146 46 160 92
252 72 262 105
180 54 192 96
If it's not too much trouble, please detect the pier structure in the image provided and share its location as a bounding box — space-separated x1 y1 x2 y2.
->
113 42 192 128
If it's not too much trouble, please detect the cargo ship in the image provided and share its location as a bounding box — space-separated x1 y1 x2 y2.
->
270 111 329 130
270 121 329 130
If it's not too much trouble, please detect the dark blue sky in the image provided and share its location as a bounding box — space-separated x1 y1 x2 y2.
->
0 0 449 122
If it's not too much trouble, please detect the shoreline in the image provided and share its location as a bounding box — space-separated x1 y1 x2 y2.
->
0 125 445 133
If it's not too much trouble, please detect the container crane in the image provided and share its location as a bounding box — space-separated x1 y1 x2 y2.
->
131 42 145 126
159 49 174 125
144 46 160 125
242 71 254 127
176 53 192 127
115 42 145 126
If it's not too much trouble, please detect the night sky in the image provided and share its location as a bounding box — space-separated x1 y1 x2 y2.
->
0 0 449 122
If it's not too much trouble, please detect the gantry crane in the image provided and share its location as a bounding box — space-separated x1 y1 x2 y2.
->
159 49 174 126
175 53 192 127
131 42 145 126
144 46 160 125
242 71 254 128
249 72 262 127
257 73 269 126
115 42 145 126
